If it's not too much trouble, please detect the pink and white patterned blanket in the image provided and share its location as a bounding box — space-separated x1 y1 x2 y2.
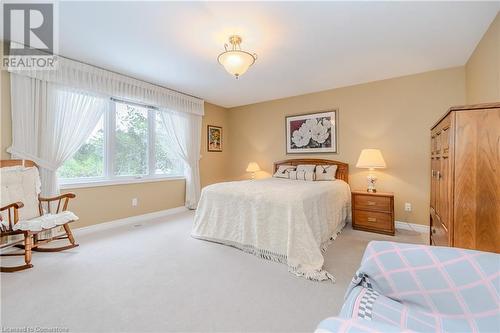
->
316 241 500 333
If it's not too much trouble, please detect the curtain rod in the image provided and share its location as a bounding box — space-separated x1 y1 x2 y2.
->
2 40 203 101
110 97 160 111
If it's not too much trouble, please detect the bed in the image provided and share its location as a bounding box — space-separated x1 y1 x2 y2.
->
191 159 351 282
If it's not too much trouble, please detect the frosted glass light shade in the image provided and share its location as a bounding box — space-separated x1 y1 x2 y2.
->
356 149 387 169
246 162 261 172
218 50 256 78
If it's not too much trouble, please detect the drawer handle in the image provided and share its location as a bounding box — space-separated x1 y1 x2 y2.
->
367 217 377 222
367 201 376 206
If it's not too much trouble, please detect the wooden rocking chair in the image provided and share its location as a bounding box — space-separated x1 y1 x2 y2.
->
0 160 79 272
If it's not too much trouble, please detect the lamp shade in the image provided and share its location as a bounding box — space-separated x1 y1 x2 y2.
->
218 50 256 78
246 162 261 173
217 35 257 79
356 149 387 169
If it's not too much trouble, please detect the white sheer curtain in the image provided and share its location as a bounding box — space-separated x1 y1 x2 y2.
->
158 109 202 209
9 74 108 197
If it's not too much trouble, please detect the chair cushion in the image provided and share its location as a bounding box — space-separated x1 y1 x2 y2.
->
0 166 41 222
1 211 79 232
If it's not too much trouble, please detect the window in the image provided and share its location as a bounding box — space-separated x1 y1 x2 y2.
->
58 99 183 186
114 102 149 177
58 117 105 179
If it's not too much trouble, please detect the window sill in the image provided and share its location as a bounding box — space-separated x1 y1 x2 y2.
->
59 175 185 190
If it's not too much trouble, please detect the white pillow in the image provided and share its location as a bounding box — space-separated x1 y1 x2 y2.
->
273 165 296 178
296 164 316 173
0 166 41 223
315 165 337 181
289 170 315 181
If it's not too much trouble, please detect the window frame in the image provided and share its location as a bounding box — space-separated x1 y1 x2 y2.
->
59 98 184 189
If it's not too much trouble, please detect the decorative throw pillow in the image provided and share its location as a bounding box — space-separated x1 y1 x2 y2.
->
315 165 337 181
296 164 316 173
289 170 316 181
273 165 296 178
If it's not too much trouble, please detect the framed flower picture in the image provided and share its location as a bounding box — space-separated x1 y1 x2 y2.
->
285 110 337 154
207 125 223 152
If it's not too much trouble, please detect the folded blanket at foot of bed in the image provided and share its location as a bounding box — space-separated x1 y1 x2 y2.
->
316 241 500 333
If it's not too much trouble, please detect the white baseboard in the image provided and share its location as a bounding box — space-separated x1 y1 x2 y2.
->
395 221 429 234
74 206 188 236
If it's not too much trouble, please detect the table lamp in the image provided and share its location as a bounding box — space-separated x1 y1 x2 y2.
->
356 149 386 192
246 162 260 180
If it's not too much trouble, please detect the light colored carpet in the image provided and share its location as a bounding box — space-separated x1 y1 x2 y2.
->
1 210 426 332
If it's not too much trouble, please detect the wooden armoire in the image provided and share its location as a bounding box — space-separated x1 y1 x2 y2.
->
430 102 500 253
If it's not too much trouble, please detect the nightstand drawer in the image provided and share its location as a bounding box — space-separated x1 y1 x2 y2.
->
353 210 393 230
354 194 392 212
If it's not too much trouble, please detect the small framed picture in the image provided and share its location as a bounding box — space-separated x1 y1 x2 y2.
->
285 110 337 154
207 125 223 152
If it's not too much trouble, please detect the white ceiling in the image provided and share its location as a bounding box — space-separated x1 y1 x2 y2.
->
56 1 498 108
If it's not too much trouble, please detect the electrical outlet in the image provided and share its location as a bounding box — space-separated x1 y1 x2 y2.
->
132 198 138 207
404 202 412 212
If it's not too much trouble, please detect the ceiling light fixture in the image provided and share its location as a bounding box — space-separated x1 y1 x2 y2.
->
217 35 257 79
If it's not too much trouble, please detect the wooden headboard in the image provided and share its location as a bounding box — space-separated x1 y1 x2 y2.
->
273 158 349 183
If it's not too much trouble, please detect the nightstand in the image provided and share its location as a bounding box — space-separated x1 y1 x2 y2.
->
351 190 395 235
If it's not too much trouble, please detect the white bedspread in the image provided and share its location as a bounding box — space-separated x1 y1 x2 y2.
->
191 177 351 281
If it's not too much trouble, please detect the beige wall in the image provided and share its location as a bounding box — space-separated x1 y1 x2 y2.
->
227 67 466 226
0 64 229 227
61 180 186 228
200 103 230 187
466 13 500 104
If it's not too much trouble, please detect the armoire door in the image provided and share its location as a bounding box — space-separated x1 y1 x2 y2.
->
430 134 437 211
431 129 447 245
453 107 500 252
438 124 452 240
430 114 453 247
